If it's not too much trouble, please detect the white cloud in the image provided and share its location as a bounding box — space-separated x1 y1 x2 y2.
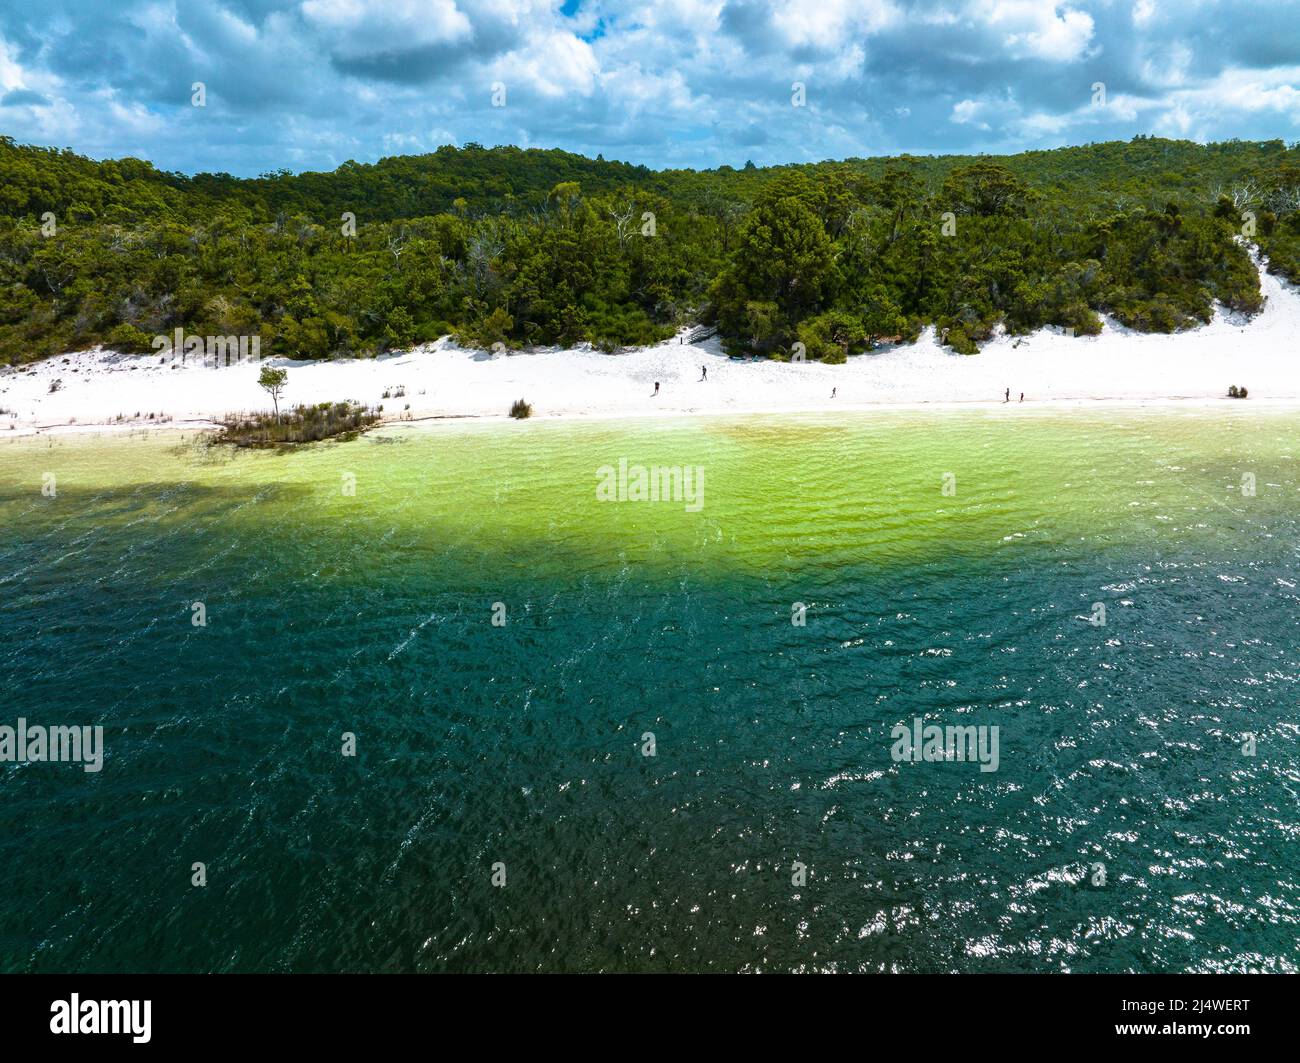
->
495 30 600 98
301 0 473 58
0 35 27 93
601 63 694 114
951 98 993 130
979 1 1095 61
769 0 899 51
1140 40 1193 88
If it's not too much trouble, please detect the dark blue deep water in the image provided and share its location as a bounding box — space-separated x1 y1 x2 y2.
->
1 412 1297 971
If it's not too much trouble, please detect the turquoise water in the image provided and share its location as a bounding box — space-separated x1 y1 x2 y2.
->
1 410 1297 972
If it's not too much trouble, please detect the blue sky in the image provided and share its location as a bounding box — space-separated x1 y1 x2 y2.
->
1 1 1298 176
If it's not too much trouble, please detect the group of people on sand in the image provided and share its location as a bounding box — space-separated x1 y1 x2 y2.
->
653 366 709 395
653 365 838 399
653 371 1025 404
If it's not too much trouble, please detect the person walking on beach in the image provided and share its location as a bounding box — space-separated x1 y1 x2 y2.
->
700 366 707 382
831 387 837 398
653 381 660 397
1004 387 1010 403
1019 392 1024 403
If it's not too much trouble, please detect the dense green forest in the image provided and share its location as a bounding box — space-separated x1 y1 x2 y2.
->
1 134 1299 364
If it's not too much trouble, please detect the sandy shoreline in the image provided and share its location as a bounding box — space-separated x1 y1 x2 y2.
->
5 395 1298 443
4 260 1299 439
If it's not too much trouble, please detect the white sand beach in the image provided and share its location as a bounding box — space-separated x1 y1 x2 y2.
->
3 260 1299 437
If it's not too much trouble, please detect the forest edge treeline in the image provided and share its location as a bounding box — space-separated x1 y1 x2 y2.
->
2 135 1299 366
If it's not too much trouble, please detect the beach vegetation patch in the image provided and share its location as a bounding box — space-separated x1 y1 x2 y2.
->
216 401 380 447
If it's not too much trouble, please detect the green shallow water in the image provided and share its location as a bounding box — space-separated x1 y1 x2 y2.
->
1 408 1298 972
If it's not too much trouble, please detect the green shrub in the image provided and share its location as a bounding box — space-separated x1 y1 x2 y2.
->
1058 302 1103 336
105 323 156 353
217 401 380 447
796 310 870 363
945 327 979 355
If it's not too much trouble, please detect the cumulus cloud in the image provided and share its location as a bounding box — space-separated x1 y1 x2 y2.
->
302 0 473 55
0 0 1295 175
985 0 1095 62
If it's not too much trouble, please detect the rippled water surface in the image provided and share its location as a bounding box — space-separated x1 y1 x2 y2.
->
1 408 1297 972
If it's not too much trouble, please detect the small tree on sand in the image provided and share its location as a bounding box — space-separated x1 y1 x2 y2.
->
258 366 288 420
